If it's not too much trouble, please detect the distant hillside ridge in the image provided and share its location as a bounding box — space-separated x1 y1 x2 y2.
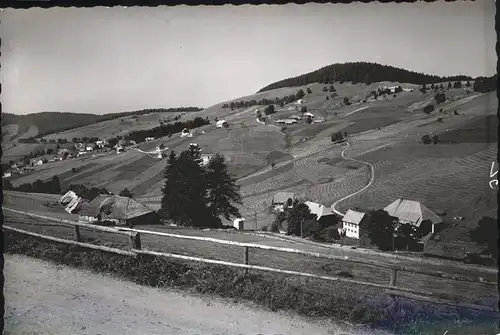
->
2 107 202 141
258 62 474 93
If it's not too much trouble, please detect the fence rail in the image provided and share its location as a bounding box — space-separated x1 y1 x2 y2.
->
4 208 142 249
3 224 496 313
5 207 496 285
116 227 497 286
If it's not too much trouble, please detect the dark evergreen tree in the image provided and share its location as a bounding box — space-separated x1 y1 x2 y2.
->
364 210 397 251
295 89 305 100
395 223 418 251
306 87 312 94
447 82 452 89
470 217 498 259
49 176 61 194
160 151 187 224
177 145 211 227
119 188 134 198
205 154 242 227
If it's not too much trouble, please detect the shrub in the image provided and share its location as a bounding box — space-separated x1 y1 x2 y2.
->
437 117 443 123
423 105 435 115
270 222 279 233
331 132 344 143
421 135 432 144
432 135 439 144
307 87 312 94
434 92 446 104
322 86 328 92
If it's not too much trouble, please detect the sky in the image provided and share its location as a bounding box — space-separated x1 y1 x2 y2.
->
1 1 496 115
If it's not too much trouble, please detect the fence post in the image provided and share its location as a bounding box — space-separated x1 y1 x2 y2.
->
244 246 249 275
74 226 81 242
131 232 141 250
389 268 398 287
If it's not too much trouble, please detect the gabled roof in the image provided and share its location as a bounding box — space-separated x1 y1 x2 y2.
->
273 192 295 204
305 201 335 220
383 198 443 226
342 209 365 225
78 195 154 220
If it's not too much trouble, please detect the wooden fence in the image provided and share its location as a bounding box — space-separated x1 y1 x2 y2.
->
3 207 497 313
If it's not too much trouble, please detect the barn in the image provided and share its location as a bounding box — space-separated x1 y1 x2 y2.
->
383 198 443 236
304 201 336 224
78 195 158 226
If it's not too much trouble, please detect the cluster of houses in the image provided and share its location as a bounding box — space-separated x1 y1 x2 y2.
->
271 191 443 245
275 112 325 125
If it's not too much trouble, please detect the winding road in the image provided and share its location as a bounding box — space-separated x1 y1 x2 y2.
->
331 141 375 216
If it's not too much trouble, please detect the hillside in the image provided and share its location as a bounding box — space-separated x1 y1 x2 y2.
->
258 62 476 93
1 107 202 142
3 75 498 265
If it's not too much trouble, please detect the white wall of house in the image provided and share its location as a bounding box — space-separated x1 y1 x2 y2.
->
79 215 98 223
343 221 360 239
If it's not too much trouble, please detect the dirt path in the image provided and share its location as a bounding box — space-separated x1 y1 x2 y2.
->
4 254 388 335
331 141 375 216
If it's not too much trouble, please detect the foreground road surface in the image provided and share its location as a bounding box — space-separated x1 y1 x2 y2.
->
5 254 389 335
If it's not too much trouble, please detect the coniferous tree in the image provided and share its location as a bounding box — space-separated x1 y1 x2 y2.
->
205 154 242 227
119 188 134 198
161 151 187 224
177 145 211 227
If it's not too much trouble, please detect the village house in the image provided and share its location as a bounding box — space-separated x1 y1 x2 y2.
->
145 137 155 142
276 119 298 125
341 209 368 239
383 198 443 236
77 195 158 226
304 201 336 224
272 192 295 211
216 120 229 128
303 112 315 118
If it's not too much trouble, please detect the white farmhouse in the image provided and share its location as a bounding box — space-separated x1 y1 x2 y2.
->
233 218 245 230
216 120 229 128
342 209 367 239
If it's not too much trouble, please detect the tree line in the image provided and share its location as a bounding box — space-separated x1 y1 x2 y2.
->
221 89 308 110
258 62 473 92
22 107 202 140
123 116 210 144
160 145 242 228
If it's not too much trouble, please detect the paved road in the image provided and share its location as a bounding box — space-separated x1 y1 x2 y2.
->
4 254 390 335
